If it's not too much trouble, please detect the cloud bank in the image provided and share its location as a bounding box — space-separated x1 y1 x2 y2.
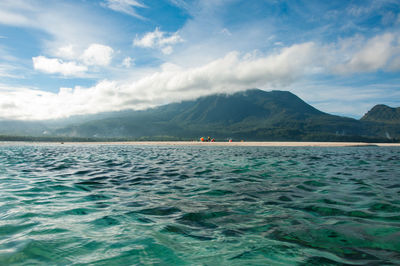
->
1 0 400 121
2 42 317 120
1 0 399 120
334 33 400 73
3 31 400 120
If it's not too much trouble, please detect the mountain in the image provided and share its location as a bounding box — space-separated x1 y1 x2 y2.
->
50 89 399 142
361 104 400 123
359 104 400 140
50 89 327 139
0 120 49 136
1 89 398 142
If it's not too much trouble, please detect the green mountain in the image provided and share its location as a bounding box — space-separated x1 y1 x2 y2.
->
51 89 399 142
361 104 400 123
1 89 398 142
0 120 49 136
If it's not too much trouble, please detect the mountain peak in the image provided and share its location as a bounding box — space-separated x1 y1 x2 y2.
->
3 89 399 142
169 89 323 125
361 104 400 123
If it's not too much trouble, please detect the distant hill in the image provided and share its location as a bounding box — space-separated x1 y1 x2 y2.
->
0 120 49 136
50 89 399 142
361 104 400 123
1 89 399 142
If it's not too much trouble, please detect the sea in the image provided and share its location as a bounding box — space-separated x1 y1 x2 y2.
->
0 143 399 265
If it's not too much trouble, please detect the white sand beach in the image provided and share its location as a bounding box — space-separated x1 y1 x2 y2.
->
3 141 398 147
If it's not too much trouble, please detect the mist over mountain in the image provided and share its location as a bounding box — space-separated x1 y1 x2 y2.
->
0 120 48 136
1 89 399 142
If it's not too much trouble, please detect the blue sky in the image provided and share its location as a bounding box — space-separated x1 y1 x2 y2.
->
0 0 399 120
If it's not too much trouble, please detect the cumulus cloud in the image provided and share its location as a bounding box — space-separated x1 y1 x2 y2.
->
3 42 317 120
158 32 184 46
334 33 400 73
55 45 77 60
32 56 88 76
4 33 400 120
80 44 114 66
133 28 184 54
0 1 120 64
102 0 146 18
33 43 114 76
133 29 163 48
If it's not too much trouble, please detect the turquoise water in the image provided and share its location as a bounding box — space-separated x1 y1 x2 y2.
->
0 144 399 265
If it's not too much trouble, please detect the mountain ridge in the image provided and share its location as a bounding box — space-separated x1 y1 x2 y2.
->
361 104 400 123
0 89 399 142
50 89 399 141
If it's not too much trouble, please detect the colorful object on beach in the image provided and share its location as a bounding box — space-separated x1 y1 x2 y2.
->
200 136 215 142
229 139 233 142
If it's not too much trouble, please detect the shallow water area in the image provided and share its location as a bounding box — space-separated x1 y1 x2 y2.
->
0 144 399 265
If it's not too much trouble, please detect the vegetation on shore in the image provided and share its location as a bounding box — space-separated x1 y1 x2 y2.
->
1 89 399 143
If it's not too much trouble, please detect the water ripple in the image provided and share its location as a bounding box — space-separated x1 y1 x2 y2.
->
0 144 399 264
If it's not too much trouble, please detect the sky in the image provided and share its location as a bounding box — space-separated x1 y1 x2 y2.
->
0 0 400 120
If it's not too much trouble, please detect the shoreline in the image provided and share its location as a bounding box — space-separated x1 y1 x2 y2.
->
1 141 399 147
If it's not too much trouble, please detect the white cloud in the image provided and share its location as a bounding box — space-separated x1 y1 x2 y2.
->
80 44 114 66
334 33 399 73
158 32 184 46
0 0 36 25
55 45 77 60
1 0 399 121
122 57 134 68
0 9 30 25
3 42 317 120
162 2 278 67
102 0 146 19
133 28 184 54
3 30 400 120
0 1 120 61
32 56 88 76
133 28 163 48
0 63 24 79
32 43 114 76
161 46 173 55
167 0 190 11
